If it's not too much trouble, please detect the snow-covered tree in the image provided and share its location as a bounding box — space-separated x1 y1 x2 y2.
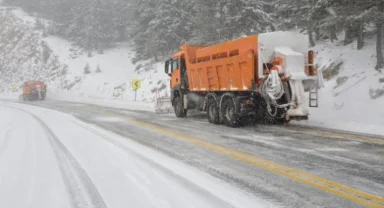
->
96 64 101 73
84 62 91 74
2 0 384 70
191 0 274 45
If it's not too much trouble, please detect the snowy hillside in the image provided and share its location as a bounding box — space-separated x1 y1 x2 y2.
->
43 36 169 104
0 7 170 108
297 34 384 135
0 7 383 135
0 8 66 95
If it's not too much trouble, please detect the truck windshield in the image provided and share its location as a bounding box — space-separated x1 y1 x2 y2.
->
171 59 179 72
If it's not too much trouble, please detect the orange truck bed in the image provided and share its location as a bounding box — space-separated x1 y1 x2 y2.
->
183 35 259 92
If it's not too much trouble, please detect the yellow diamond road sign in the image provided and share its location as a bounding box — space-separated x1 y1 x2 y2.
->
131 79 141 90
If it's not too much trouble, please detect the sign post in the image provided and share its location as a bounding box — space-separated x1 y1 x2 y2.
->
131 79 142 102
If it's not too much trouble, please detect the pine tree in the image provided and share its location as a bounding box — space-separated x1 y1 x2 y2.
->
273 0 310 30
230 0 275 36
131 0 157 61
150 0 195 57
374 0 384 70
96 64 101 73
191 0 274 45
61 65 69 75
84 63 91 74
190 0 221 44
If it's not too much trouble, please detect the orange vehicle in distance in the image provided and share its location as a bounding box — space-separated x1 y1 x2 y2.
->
165 31 323 126
21 80 47 101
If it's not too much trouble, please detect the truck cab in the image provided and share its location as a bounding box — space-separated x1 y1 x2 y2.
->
165 52 188 90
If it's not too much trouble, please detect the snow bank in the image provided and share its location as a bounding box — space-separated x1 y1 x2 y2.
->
47 90 156 112
294 36 384 136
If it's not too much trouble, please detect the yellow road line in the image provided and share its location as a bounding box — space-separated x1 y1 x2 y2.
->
286 126 384 145
94 109 384 207
130 119 384 208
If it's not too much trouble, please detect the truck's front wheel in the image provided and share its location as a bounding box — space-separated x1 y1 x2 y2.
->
174 96 187 118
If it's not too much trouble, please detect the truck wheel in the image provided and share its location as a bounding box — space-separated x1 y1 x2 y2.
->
221 98 239 127
174 96 187 118
207 99 220 124
41 92 46 100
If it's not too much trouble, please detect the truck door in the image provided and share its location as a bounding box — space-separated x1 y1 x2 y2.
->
170 58 181 89
23 83 30 95
180 57 188 89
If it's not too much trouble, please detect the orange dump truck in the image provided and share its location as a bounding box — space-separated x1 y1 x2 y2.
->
165 31 323 126
21 81 47 101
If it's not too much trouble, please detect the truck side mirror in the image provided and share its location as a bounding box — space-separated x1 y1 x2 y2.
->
165 60 170 75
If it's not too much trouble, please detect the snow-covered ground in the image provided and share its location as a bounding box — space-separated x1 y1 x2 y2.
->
0 6 383 136
294 35 384 136
43 36 169 102
0 101 268 208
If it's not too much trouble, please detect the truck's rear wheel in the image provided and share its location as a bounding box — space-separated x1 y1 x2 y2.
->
221 98 239 127
40 92 46 100
207 99 220 124
174 96 187 118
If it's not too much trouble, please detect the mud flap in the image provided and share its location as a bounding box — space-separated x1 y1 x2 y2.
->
36 85 42 100
287 80 309 119
183 94 188 110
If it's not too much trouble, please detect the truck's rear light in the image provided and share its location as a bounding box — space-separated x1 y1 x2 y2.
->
308 50 315 76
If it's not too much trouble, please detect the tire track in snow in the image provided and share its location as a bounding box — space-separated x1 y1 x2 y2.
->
31 115 107 208
1 105 107 208
0 127 13 157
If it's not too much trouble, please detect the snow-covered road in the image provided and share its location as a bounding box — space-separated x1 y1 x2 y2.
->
0 102 267 208
1 100 384 208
